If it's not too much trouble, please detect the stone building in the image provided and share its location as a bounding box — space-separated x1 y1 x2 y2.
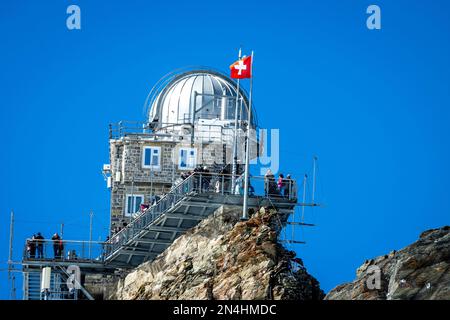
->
103 69 258 233
20 68 300 301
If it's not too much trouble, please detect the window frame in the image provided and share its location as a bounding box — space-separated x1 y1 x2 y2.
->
124 194 144 217
142 146 161 170
178 147 197 170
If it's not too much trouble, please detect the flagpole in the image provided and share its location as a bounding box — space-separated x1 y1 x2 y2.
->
231 48 242 193
242 50 254 220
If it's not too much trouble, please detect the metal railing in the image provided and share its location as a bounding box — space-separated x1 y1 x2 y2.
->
105 172 297 260
23 239 106 263
109 121 154 139
105 172 197 258
22 172 298 265
109 120 240 142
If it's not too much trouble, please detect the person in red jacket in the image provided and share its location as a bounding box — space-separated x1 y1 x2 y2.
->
277 173 285 197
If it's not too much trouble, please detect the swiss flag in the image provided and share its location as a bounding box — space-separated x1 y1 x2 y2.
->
230 55 252 79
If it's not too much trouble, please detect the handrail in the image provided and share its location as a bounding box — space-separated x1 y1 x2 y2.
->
24 239 105 245
22 239 106 262
105 172 198 257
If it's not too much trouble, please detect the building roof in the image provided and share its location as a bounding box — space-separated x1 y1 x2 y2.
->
146 69 257 131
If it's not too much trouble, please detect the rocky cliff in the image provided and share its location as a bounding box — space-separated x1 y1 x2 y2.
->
112 206 324 300
326 226 450 300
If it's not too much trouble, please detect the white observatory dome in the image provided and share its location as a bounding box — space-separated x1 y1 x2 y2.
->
147 70 256 131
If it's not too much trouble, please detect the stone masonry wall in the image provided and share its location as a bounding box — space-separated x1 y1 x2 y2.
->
108 137 239 232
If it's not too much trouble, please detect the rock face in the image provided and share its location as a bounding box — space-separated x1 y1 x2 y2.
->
113 206 324 300
326 226 450 300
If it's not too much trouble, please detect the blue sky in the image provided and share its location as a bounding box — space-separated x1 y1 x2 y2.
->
0 0 449 299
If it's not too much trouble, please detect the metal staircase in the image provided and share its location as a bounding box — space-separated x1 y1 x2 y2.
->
23 271 41 300
23 268 70 300
104 172 298 268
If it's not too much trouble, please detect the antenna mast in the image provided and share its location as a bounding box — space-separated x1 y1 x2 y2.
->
8 210 16 300
301 174 308 223
89 210 93 259
312 155 318 205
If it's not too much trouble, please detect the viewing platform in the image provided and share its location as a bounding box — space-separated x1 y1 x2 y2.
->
22 172 299 270
103 172 299 267
21 240 115 300
22 239 115 272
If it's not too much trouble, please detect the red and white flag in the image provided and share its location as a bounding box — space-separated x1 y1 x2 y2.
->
230 55 252 79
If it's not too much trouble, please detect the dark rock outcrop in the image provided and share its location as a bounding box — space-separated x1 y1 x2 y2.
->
326 226 450 300
113 206 324 300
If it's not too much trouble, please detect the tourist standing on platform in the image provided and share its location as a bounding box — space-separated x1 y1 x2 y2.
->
26 235 36 258
35 232 44 259
52 233 61 258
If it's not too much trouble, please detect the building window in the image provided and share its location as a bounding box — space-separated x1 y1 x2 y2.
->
179 147 197 170
125 194 144 216
142 146 161 170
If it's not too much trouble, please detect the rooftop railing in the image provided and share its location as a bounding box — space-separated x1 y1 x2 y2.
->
109 120 244 141
109 121 153 139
